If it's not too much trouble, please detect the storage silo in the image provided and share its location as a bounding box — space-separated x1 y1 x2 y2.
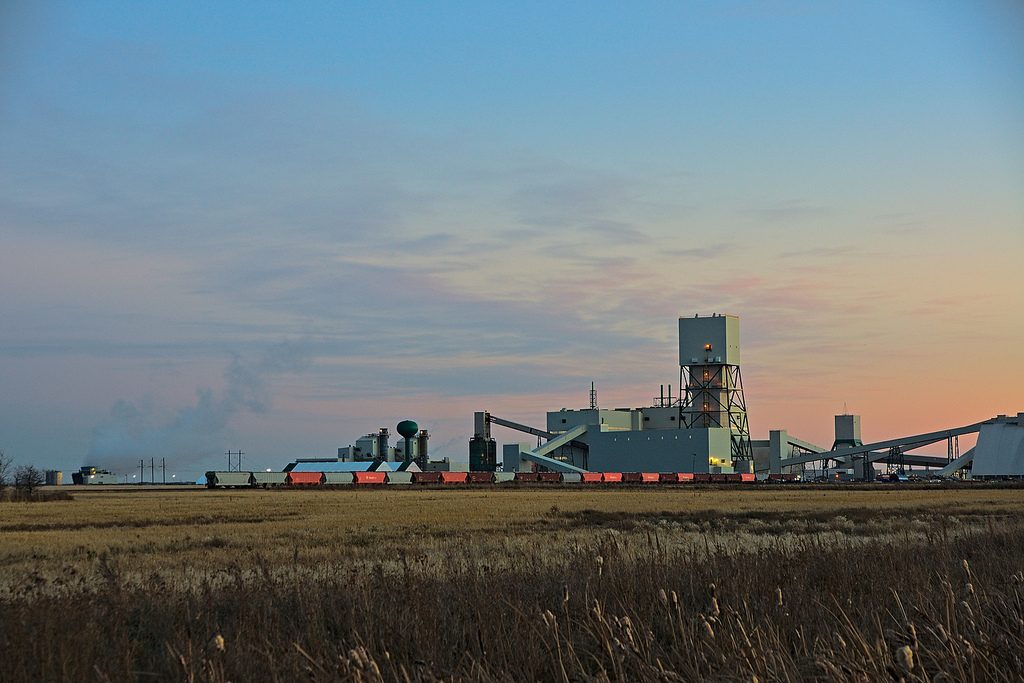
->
416 430 429 469
376 428 390 462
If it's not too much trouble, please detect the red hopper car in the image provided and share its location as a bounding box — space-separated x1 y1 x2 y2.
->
661 472 695 483
623 472 659 483
286 471 324 486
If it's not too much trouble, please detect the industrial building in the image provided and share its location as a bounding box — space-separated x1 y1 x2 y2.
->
199 421 453 484
335 425 431 468
473 313 1023 480
477 314 752 475
286 460 418 474
71 466 117 485
970 413 1024 478
282 420 452 473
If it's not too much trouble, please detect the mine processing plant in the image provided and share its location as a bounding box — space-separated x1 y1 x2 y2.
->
474 314 754 475
471 313 1024 480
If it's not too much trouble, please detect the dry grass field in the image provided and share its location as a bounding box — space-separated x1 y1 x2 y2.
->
2 484 1024 681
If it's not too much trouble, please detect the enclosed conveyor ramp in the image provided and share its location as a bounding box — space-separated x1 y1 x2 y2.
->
515 425 589 474
935 447 976 478
785 435 828 454
481 412 588 450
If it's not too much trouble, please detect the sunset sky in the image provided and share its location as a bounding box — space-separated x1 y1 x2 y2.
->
2 1 1022 478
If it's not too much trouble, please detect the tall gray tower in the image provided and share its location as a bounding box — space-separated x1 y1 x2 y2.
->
677 313 753 464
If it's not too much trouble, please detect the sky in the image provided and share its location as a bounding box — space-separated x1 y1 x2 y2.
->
1 1 1022 479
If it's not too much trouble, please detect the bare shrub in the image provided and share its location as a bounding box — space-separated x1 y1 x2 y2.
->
2 465 70 502
0 449 10 491
13 465 44 495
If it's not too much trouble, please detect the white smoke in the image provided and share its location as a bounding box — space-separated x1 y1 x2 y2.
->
87 341 311 474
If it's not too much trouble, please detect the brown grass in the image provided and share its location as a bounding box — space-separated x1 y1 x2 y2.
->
0 488 73 503
1 486 1023 680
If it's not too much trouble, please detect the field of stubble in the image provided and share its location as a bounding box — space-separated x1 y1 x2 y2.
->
2 484 1023 681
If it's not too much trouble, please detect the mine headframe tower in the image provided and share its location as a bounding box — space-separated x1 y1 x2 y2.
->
677 313 754 464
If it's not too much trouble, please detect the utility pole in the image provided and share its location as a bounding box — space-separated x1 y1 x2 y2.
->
224 449 244 471
161 457 166 484
139 459 144 484
150 458 155 484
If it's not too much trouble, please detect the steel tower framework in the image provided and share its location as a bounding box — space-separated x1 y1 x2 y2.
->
677 363 754 462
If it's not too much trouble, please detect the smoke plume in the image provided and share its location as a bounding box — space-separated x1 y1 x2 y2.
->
86 341 311 474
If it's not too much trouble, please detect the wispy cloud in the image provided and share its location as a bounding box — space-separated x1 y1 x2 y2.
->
747 199 830 224
663 243 740 259
510 170 635 229
585 220 651 244
776 245 880 259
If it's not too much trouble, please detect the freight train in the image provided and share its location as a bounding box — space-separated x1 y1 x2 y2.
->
205 470 796 488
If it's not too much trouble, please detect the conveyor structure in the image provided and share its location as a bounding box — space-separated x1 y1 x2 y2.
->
777 420 990 472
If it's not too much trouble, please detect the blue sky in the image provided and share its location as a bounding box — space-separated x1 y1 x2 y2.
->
1 1 1022 478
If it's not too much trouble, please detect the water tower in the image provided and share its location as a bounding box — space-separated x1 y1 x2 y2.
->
397 420 419 466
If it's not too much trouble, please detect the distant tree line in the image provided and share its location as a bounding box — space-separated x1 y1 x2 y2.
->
0 449 9 490
0 451 62 501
